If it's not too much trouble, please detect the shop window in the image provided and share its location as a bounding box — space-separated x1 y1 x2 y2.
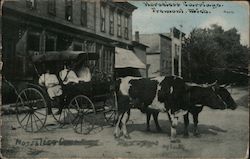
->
27 33 40 52
45 35 56 51
86 42 96 52
73 42 83 51
100 47 113 75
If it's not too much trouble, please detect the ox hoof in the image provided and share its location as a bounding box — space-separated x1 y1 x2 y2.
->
183 133 189 138
114 133 120 139
170 138 181 143
193 129 201 137
124 134 131 139
146 128 151 132
193 133 201 137
156 127 162 132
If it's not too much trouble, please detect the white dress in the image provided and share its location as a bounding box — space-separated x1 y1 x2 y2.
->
38 73 62 99
59 68 79 84
78 67 91 82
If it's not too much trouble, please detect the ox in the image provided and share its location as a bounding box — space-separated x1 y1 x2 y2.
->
183 83 237 137
114 76 227 141
146 83 237 137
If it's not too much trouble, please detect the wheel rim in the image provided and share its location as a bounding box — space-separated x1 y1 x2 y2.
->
50 98 68 125
104 91 118 126
68 95 96 134
16 88 47 132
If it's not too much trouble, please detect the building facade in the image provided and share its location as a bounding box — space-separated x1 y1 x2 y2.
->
2 0 137 81
139 28 184 77
132 31 148 77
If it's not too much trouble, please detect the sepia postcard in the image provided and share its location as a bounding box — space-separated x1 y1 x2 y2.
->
0 0 249 158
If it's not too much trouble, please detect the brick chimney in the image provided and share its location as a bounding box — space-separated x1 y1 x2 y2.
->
135 31 140 42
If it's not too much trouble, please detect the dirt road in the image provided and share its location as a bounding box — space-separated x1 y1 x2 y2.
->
1 87 249 158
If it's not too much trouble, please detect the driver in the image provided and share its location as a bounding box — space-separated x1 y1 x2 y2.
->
38 68 63 115
59 64 79 84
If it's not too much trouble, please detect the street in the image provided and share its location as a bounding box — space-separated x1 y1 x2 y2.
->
1 87 249 158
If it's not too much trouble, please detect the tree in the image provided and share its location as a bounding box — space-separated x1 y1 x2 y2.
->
182 24 249 84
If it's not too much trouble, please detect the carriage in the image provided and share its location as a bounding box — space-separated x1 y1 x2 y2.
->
8 50 118 134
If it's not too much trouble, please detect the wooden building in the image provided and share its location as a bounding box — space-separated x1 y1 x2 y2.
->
2 0 137 81
139 28 184 77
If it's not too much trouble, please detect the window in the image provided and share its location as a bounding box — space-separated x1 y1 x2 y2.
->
99 46 113 75
26 0 36 9
117 12 122 37
124 16 129 39
65 0 72 22
27 33 40 52
45 34 56 51
100 4 105 32
86 41 96 52
48 0 56 15
81 1 87 27
162 60 167 68
73 43 83 51
174 44 178 57
177 45 180 55
174 58 179 75
109 9 114 35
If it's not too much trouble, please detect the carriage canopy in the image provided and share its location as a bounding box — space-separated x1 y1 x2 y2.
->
31 50 99 63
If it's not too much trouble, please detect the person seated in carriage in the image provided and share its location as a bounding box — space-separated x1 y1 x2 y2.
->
59 63 79 84
38 67 63 115
76 61 92 82
59 61 92 84
58 62 92 104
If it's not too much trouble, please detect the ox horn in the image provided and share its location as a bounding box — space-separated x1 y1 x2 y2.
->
220 83 231 88
185 82 201 87
206 80 217 87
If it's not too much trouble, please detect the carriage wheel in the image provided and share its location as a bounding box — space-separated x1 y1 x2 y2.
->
16 88 47 132
68 95 96 134
50 98 68 125
103 91 118 126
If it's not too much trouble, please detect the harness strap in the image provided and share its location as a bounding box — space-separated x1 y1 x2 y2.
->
61 69 70 83
217 93 228 109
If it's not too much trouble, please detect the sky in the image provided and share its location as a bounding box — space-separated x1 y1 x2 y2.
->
129 1 249 46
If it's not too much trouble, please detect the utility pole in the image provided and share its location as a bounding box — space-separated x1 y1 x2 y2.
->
171 27 174 76
179 24 182 77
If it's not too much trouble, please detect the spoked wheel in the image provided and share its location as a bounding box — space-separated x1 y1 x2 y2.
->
50 98 68 126
103 91 118 126
16 88 47 132
68 95 96 134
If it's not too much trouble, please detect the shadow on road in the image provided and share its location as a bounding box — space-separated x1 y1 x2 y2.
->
126 120 227 136
116 138 159 148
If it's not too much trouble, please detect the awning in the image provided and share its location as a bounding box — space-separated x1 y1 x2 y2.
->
115 47 146 69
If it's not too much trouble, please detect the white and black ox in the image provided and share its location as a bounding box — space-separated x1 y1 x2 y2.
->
114 76 231 140
146 82 237 137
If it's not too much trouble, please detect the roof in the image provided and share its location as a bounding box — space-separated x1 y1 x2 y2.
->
139 33 171 53
132 41 149 48
114 2 137 11
115 47 146 69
